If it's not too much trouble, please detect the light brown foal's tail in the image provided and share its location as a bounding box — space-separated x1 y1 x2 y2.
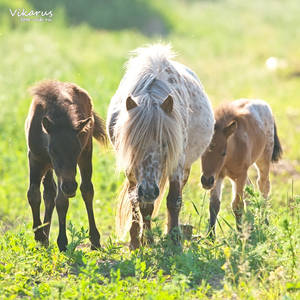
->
272 121 282 162
92 111 107 145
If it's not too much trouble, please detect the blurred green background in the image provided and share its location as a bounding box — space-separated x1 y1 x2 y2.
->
0 0 299 297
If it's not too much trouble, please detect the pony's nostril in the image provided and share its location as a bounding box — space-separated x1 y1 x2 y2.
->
208 176 214 186
61 181 77 196
153 185 160 198
201 175 214 187
138 185 143 198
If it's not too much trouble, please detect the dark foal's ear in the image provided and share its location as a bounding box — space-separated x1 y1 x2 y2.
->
160 95 173 114
126 96 138 111
76 117 91 133
223 120 237 138
42 116 54 134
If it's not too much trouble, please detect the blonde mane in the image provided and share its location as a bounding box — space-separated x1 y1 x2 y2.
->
114 44 184 176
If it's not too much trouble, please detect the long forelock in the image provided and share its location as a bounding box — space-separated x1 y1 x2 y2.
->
114 94 183 178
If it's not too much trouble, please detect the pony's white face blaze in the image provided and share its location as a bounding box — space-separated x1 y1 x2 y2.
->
131 143 167 204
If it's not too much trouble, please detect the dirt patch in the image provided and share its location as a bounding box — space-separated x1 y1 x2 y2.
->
271 159 300 179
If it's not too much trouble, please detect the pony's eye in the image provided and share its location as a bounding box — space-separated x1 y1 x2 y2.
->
221 151 226 157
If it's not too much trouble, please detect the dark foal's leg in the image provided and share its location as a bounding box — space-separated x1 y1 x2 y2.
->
78 141 100 250
167 168 190 244
140 203 154 245
42 169 57 239
56 179 69 252
231 172 247 232
27 153 48 245
208 176 224 240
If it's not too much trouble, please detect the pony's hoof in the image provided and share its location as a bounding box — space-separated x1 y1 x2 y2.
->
129 240 140 250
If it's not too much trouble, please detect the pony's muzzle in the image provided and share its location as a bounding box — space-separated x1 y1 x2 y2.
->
138 184 160 203
201 175 214 190
61 181 78 198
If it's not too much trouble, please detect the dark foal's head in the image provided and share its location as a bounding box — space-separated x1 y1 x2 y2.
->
201 120 237 189
42 116 91 197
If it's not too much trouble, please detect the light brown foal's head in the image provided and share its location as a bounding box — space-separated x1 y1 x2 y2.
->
201 120 237 189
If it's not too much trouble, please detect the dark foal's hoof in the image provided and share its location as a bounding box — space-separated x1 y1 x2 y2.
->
34 230 49 247
91 242 101 251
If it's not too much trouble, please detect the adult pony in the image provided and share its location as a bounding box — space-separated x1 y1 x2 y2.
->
107 44 214 249
201 99 282 238
25 80 107 251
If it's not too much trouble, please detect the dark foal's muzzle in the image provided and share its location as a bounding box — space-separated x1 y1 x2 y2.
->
201 175 214 190
137 183 160 204
61 181 78 197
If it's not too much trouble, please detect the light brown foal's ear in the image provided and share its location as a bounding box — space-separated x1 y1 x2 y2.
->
160 95 173 114
223 120 237 137
76 117 92 133
126 96 138 111
42 116 54 134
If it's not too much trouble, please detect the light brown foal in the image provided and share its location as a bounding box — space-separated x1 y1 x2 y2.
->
201 99 282 238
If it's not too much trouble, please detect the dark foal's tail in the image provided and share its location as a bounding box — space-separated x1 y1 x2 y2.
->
271 121 282 162
92 112 107 145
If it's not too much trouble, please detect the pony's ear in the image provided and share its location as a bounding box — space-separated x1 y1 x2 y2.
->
160 95 173 114
42 116 54 134
126 96 138 111
76 117 91 133
223 120 237 138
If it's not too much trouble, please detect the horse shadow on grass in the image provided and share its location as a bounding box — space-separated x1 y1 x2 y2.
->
28 0 171 36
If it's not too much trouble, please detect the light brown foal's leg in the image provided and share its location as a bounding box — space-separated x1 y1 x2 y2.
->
256 149 272 225
256 150 272 199
167 168 190 244
208 176 224 239
231 172 248 231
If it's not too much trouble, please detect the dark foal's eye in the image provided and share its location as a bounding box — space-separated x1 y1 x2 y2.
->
221 151 226 157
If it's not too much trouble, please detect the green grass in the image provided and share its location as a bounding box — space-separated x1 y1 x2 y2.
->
0 0 299 298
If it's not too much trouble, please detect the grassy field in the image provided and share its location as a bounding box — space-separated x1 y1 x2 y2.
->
0 0 299 298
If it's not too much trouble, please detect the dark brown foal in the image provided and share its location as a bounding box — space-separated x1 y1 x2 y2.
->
25 80 106 251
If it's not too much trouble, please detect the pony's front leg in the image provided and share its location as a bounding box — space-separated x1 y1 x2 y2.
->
231 172 247 232
56 179 69 252
129 199 142 250
167 180 182 243
140 203 154 245
167 167 189 244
